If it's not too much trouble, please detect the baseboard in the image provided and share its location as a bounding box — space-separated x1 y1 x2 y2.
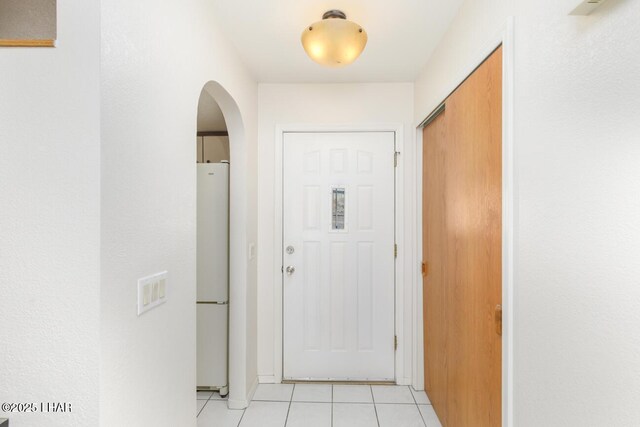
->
258 375 278 384
396 376 412 386
227 398 248 410
228 376 259 409
248 377 259 401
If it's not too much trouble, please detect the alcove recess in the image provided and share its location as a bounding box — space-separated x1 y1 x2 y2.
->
0 0 56 47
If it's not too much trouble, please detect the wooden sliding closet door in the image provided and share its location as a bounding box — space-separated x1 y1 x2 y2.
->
422 46 502 427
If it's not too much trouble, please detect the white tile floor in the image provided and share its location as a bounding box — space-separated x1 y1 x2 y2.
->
197 384 442 427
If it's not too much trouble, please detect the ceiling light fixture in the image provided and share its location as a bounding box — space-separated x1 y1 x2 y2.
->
301 10 368 67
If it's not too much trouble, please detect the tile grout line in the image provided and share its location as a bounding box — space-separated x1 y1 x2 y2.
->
196 399 206 418
410 386 428 427
236 407 247 427
283 383 295 426
202 385 428 425
197 392 213 418
330 385 334 427
247 383 426 427
370 385 381 427
371 402 425 405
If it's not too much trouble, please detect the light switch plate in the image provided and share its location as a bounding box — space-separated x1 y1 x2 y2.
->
138 271 168 316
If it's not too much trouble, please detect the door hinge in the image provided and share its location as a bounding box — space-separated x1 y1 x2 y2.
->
394 335 398 351
421 261 428 277
394 151 400 167
394 244 398 258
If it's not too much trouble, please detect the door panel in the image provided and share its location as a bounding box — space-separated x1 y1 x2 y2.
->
423 110 449 425
423 46 502 427
196 304 228 388
283 132 395 381
197 163 229 302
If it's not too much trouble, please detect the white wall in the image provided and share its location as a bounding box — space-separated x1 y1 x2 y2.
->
414 0 513 117
256 83 415 383
414 0 640 425
100 1 258 426
0 1 100 426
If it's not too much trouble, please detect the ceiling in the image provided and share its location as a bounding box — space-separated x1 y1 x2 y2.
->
211 0 464 83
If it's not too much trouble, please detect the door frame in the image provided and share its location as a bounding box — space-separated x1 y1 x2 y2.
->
414 18 515 427
273 123 406 384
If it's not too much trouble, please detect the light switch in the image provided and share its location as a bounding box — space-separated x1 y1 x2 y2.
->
159 279 166 298
151 281 159 302
138 271 168 316
143 284 151 306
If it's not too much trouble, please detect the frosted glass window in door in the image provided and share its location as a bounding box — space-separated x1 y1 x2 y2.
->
332 187 346 230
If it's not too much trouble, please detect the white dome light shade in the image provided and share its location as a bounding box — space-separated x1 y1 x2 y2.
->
301 11 368 67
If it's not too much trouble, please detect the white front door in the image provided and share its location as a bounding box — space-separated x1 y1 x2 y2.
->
283 131 396 381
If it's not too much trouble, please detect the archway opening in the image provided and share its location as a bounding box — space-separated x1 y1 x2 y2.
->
195 81 248 409
197 89 230 163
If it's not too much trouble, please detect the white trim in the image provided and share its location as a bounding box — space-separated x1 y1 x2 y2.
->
393 126 407 386
273 125 284 384
227 398 249 410
228 376 258 410
258 375 277 384
412 18 515 427
248 377 259 401
273 123 407 384
413 127 424 391
503 18 516 427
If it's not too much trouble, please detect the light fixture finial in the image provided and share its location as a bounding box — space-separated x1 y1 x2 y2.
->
322 10 347 20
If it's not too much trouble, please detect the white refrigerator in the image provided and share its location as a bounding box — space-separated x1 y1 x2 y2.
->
196 162 229 396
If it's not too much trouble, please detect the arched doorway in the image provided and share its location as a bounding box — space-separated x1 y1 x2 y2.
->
195 81 249 409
